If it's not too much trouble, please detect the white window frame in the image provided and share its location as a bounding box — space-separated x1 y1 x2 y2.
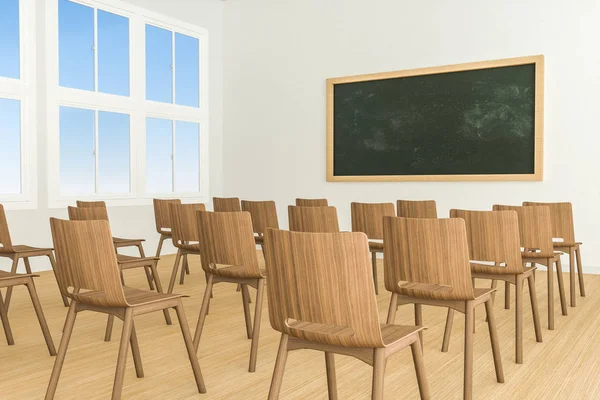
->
0 0 37 210
46 0 209 208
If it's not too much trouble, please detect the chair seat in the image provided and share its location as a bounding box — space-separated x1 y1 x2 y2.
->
553 242 582 248
521 251 561 259
380 323 422 346
369 241 384 251
116 254 158 268
254 235 264 244
160 231 173 237
76 286 184 307
113 237 145 246
210 265 266 279
178 242 201 252
1 245 53 255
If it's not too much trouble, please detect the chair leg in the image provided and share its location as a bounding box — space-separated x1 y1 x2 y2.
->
569 248 576 307
464 301 474 400
372 348 386 400
105 315 115 342
547 258 554 330
150 263 172 325
174 300 206 394
411 337 430 400
23 257 32 274
268 334 289 400
155 234 165 258
490 279 498 305
241 284 253 340
556 258 568 316
193 274 214 351
180 255 188 285
0 291 14 345
136 243 154 291
48 254 69 307
386 293 398 324
325 352 338 400
371 251 379 295
112 308 134 400
575 246 585 297
515 275 523 364
184 254 190 275
249 279 265 373
26 279 56 356
129 322 144 378
4 256 20 311
527 274 543 343
441 308 454 353
45 302 77 400
504 281 510 309
167 250 183 294
414 303 424 352
484 298 504 382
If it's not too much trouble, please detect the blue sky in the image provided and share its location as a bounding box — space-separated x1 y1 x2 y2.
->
0 0 201 195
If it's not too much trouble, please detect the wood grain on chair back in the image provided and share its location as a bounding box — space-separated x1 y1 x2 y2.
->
288 206 340 233
196 211 262 278
170 203 206 247
493 205 555 257
213 197 242 212
383 217 474 300
68 206 109 222
153 199 182 234
351 202 395 240
450 209 523 274
523 201 576 245
49 218 127 307
264 228 384 348
397 200 438 218
0 204 14 252
295 198 328 207
76 200 107 208
241 200 279 236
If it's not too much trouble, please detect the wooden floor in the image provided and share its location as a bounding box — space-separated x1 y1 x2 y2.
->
0 253 598 399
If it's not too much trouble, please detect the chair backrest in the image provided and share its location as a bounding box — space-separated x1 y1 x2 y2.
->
213 197 242 212
295 198 329 207
288 206 340 233
241 200 279 236
493 205 555 258
0 204 14 252
196 211 262 278
351 202 395 240
450 209 523 274
383 217 474 300
68 206 109 222
50 218 128 307
170 203 206 246
153 199 182 234
523 201 576 245
264 228 384 348
397 200 438 218
76 200 107 208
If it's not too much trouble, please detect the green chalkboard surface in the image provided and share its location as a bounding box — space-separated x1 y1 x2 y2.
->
326 56 544 182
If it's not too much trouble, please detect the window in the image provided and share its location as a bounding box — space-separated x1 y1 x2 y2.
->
47 0 208 206
0 0 36 208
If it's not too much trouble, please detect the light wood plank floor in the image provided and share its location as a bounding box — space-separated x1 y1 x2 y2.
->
0 253 598 399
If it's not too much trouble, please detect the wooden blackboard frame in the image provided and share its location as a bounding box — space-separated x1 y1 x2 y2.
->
326 55 544 182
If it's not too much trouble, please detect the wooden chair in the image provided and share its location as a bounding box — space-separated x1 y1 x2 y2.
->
295 198 328 207
0 204 67 309
351 202 395 295
68 206 172 339
241 200 279 251
153 199 190 284
397 200 438 218
264 228 429 400
193 211 267 372
47 218 205 400
523 201 585 307
494 205 568 330
443 209 542 364
213 197 242 212
384 217 503 400
288 206 340 233
168 203 206 294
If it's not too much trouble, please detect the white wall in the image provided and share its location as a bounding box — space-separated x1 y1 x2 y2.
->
3 0 223 272
222 0 600 270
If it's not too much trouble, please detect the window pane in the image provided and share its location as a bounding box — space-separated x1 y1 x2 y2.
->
0 0 20 79
98 111 130 194
0 98 21 194
59 0 94 91
175 121 199 192
60 106 95 194
145 25 172 103
175 33 199 108
146 117 172 193
98 10 129 96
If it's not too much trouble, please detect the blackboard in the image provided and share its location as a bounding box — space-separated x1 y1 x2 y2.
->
326 56 544 182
